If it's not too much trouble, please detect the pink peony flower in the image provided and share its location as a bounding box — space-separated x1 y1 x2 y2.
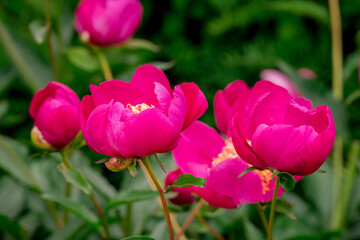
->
231 80 335 176
29 82 81 150
80 64 208 158
165 169 195 205
74 0 143 47
213 80 249 136
172 121 292 209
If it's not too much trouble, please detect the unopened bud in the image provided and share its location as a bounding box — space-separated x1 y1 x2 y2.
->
105 158 133 172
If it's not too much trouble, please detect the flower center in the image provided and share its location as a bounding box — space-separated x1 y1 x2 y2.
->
212 138 272 195
127 103 155 114
253 169 273 195
212 138 238 167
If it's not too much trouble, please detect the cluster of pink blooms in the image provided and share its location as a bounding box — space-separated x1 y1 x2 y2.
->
29 0 336 210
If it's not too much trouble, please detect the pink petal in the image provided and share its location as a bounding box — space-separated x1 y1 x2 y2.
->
172 121 224 178
167 86 187 133
119 108 180 158
231 113 266 169
213 90 231 135
260 69 301 97
190 185 237 209
130 65 172 107
80 95 96 140
223 80 250 106
35 98 80 149
251 124 318 175
178 82 208 130
90 80 147 106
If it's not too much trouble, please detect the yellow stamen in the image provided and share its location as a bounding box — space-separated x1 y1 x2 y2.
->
254 169 273 195
127 103 155 114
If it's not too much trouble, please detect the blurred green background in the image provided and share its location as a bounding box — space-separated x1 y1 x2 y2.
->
0 0 360 239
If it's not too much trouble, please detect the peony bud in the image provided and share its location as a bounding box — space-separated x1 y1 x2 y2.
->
74 0 143 47
105 157 133 172
29 82 81 150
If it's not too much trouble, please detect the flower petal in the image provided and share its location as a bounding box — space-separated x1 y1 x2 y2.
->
213 90 231 135
165 169 195 205
173 121 224 178
260 69 301 97
223 80 249 106
90 80 147 106
130 64 172 107
178 82 208 130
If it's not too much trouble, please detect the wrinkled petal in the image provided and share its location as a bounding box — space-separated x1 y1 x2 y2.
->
213 90 231 135
90 80 147 106
167 86 187 133
179 82 208 130
173 121 224 178
223 80 249 106
130 64 172 107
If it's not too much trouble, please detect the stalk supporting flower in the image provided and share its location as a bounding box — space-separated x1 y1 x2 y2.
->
142 156 174 240
96 49 114 80
61 151 72 222
175 198 205 240
195 214 225 240
256 203 268 234
90 193 110 239
328 0 344 231
268 176 280 240
45 0 58 81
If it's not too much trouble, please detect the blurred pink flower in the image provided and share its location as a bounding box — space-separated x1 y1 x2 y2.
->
260 69 301 98
214 80 249 136
231 81 335 176
171 121 292 209
80 64 207 158
29 82 80 150
74 0 143 47
165 169 195 205
298 68 317 80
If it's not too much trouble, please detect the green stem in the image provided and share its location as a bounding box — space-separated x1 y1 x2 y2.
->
142 156 174 240
0 136 62 227
96 50 114 80
267 176 280 240
124 203 132 236
256 203 269 234
90 193 110 239
337 141 360 228
195 213 225 240
328 0 344 231
60 151 71 223
45 0 58 81
344 89 360 106
175 198 205 240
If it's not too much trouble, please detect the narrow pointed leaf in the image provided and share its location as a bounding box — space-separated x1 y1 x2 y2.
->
66 46 99 72
57 163 93 195
0 215 28 240
237 166 263 178
106 189 158 211
127 160 137 178
165 174 206 193
42 194 99 225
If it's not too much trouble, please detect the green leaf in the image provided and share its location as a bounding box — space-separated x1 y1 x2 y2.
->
66 46 100 72
106 189 158 211
28 20 48 44
277 172 296 191
42 194 99 225
165 174 207 193
57 163 93 195
266 1 329 25
0 21 50 92
0 214 28 240
276 199 297 220
127 160 138 178
122 237 155 240
124 38 160 52
237 166 263 178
